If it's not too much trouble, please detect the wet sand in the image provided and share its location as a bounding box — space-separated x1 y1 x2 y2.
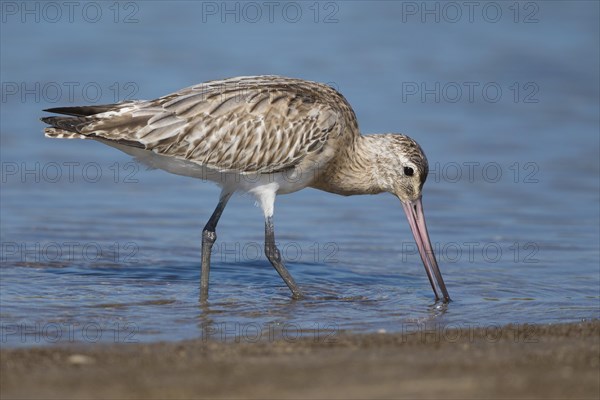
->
2 321 598 399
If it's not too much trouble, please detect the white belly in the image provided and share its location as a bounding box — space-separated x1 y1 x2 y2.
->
101 139 318 196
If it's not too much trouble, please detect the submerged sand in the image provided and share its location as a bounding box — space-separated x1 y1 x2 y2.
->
1 321 599 399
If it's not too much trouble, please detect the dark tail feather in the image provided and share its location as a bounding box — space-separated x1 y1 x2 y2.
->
43 104 124 117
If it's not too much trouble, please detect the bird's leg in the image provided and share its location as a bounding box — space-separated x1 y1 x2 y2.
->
264 216 303 299
200 191 233 300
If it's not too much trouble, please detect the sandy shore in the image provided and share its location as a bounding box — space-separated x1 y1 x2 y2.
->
1 321 598 399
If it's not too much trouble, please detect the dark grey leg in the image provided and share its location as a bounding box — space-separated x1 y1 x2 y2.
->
264 216 303 299
200 191 233 300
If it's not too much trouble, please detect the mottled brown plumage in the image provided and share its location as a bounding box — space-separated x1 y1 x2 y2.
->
42 75 449 302
44 76 356 174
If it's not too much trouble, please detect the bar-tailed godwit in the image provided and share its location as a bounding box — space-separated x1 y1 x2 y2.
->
42 75 450 302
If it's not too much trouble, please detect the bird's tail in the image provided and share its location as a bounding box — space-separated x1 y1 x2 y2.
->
41 103 135 139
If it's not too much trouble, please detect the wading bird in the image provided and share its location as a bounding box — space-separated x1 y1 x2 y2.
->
42 76 450 302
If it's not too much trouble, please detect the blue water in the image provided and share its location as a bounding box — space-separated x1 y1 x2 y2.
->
1 1 598 347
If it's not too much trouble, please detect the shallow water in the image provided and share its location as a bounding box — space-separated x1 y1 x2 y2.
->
1 1 599 347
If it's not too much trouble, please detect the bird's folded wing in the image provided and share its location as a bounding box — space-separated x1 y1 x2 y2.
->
65 77 349 174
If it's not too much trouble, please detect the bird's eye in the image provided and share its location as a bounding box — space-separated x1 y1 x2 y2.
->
404 166 414 176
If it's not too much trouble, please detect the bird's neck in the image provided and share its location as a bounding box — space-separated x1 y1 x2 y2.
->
311 134 390 196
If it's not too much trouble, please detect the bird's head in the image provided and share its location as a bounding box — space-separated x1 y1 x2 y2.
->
384 134 429 203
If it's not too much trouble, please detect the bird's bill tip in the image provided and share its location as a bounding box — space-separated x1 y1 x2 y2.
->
401 197 450 303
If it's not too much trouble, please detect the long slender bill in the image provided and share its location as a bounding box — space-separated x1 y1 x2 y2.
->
402 197 450 302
